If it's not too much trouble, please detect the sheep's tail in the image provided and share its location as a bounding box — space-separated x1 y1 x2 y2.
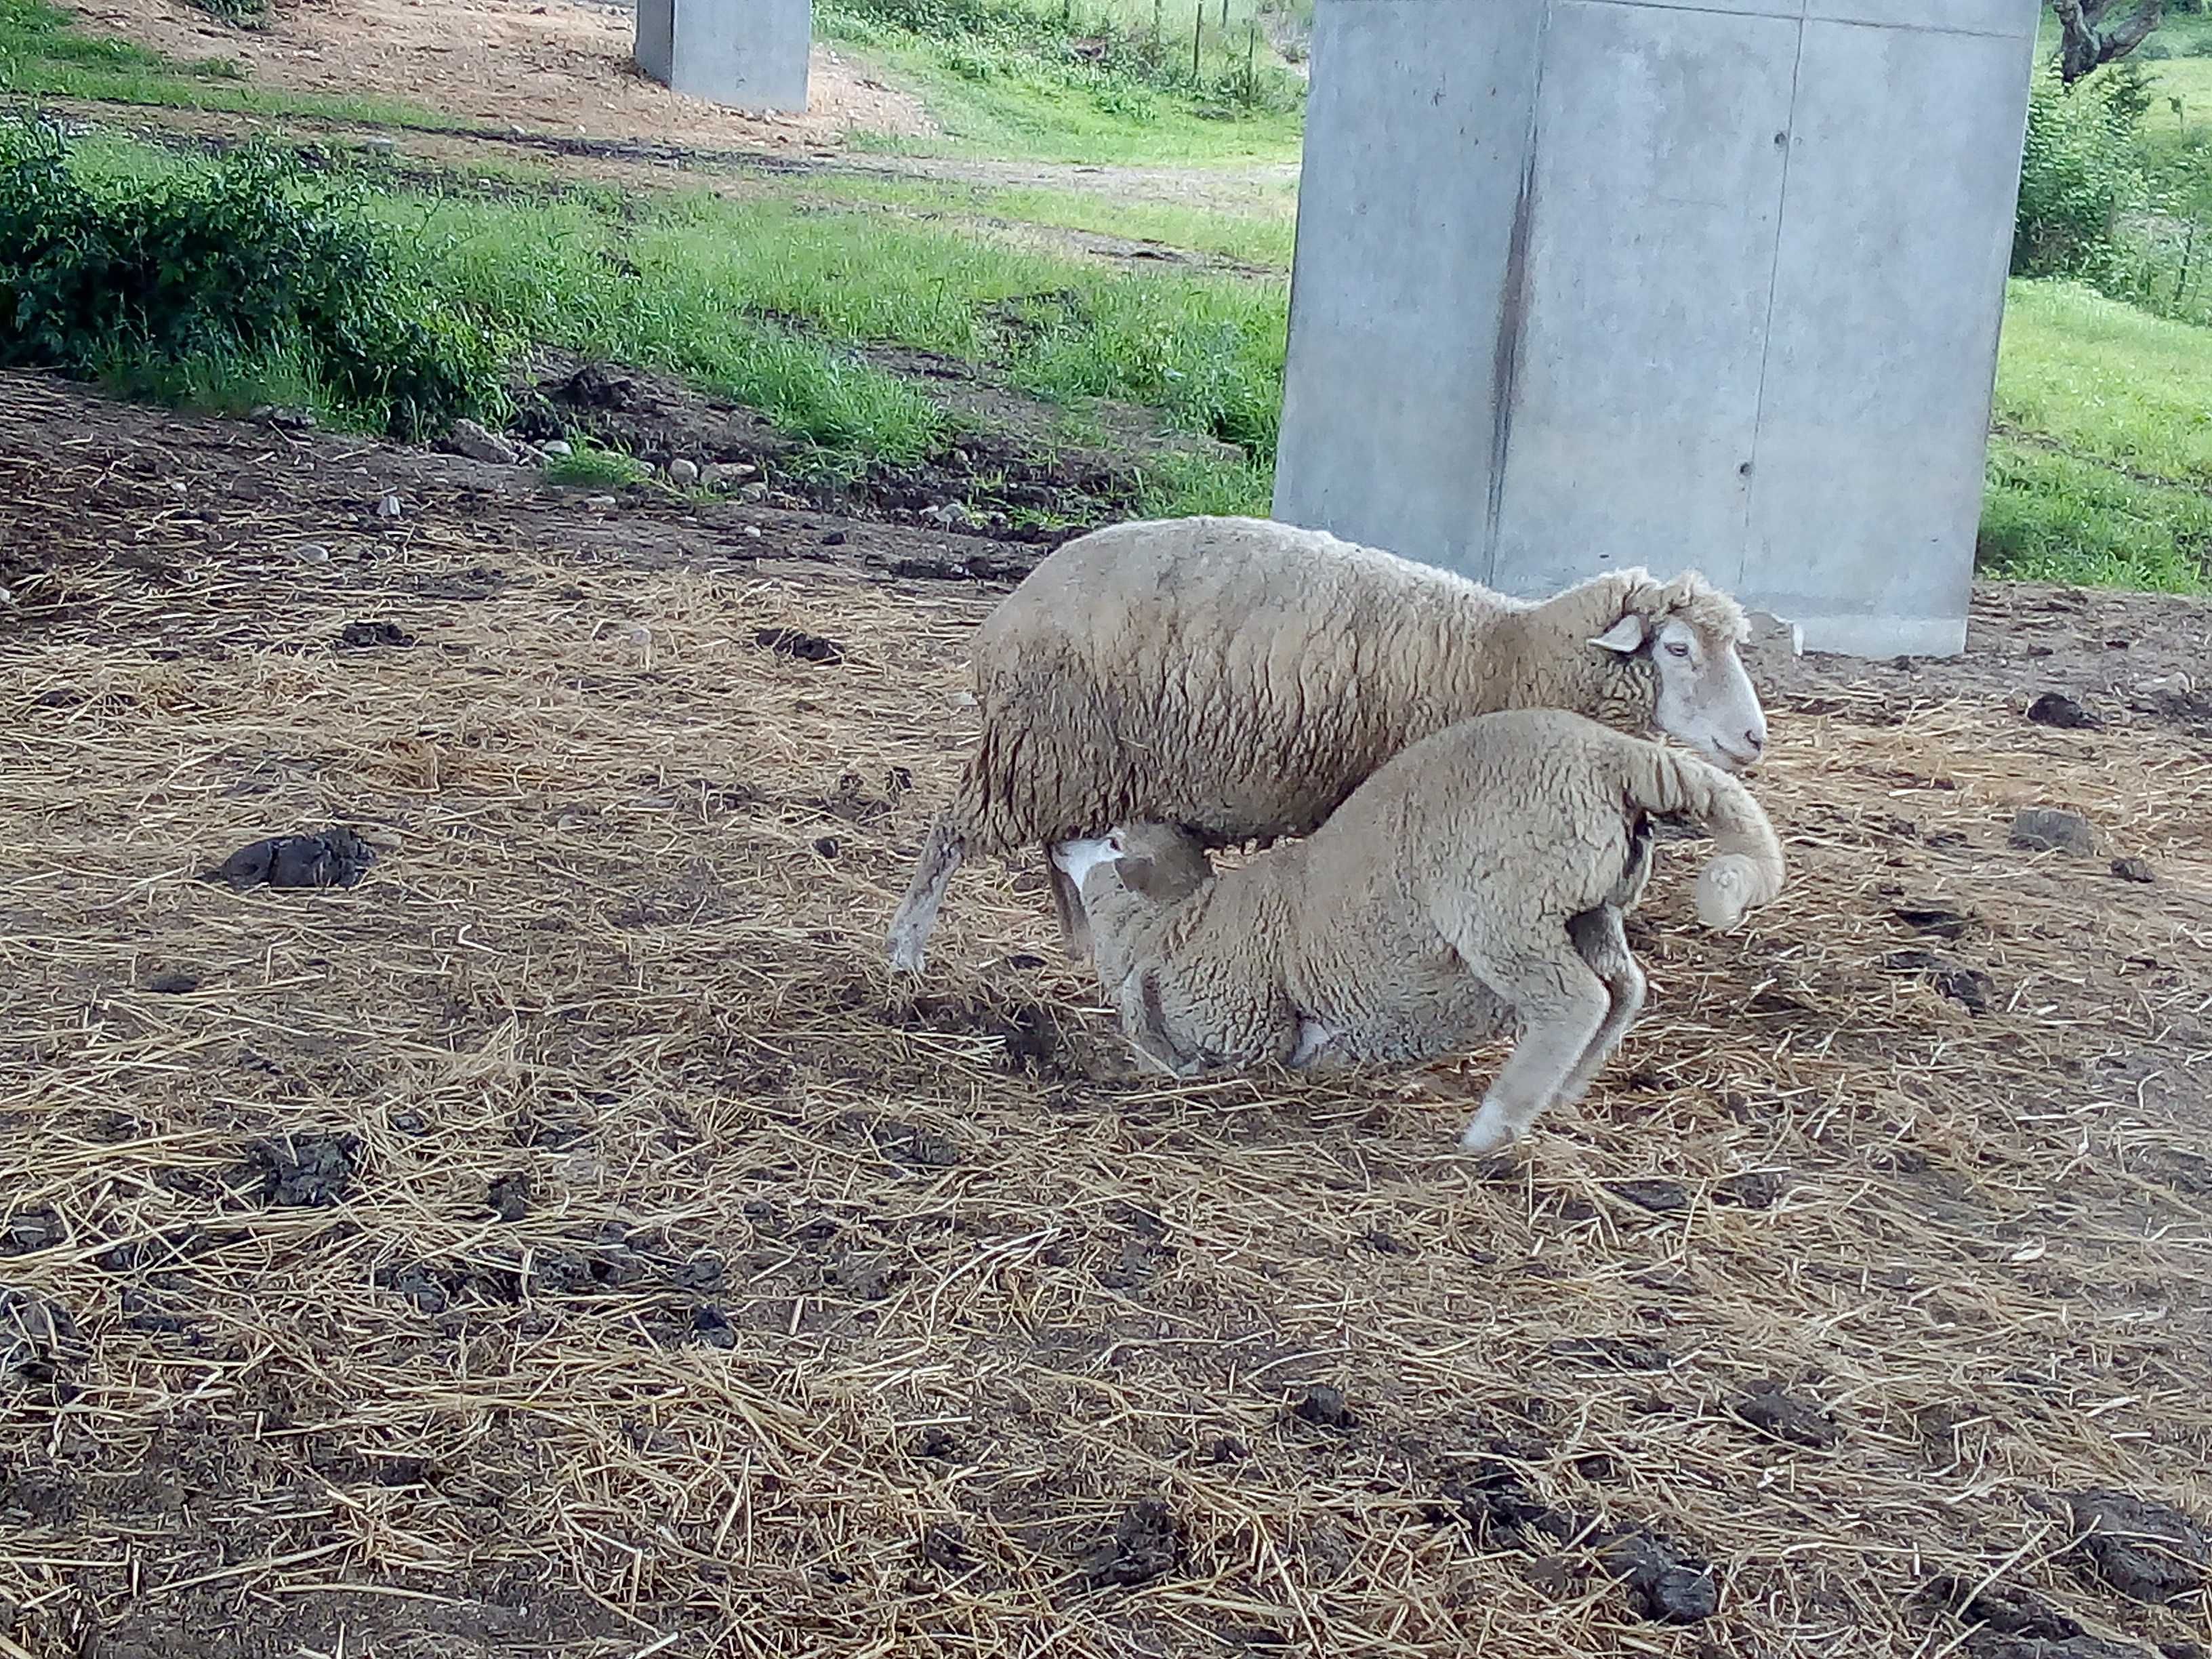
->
1616 741 1786 930
886 808 965 975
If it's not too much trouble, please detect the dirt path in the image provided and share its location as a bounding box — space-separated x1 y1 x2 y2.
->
77 0 1305 220
1 369 2209 1659
89 0 934 148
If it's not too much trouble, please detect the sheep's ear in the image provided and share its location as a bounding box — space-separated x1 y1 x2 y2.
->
1591 615 1647 655
1119 855 1161 897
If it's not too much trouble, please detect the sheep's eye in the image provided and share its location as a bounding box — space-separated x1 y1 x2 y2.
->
1664 641 1692 659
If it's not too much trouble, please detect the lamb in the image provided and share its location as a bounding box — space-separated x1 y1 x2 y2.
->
1048 708 1786 1157
886 514 1767 975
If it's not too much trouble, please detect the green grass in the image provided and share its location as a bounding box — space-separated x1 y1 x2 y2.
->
1980 436 2211 592
394 186 1286 457
1994 279 2212 486
1984 277 2212 592
20 131 1284 513
806 171 1297 268
820 0 1306 165
545 438 649 489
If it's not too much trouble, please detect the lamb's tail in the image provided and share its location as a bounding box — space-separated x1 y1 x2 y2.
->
1616 741 1786 930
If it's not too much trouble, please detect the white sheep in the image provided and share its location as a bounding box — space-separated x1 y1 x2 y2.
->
886 515 1767 975
1050 708 1786 1157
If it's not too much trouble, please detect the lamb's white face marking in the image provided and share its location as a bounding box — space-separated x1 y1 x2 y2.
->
1595 614 1767 771
1050 836 1122 899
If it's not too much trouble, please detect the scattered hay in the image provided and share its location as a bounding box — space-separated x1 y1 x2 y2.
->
0 401 2208 1657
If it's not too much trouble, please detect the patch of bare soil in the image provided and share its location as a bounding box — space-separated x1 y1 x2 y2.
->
505 348 1237 548
0 370 2208 1659
83 0 934 148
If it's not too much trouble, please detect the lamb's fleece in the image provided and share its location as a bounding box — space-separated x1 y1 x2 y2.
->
888 514 1757 973
1060 708 1786 1154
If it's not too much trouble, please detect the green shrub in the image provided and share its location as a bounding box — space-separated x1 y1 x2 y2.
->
0 120 504 436
2011 64 2148 280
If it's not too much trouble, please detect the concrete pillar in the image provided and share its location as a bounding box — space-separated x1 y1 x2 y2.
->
635 0 812 113
1272 0 2041 659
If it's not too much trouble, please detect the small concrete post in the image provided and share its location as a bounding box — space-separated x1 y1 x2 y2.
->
1272 0 2042 659
635 0 813 114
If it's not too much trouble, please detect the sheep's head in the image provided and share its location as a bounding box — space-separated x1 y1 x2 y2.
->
1590 571 1767 771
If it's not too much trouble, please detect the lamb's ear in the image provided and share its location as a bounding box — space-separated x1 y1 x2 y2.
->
1118 854 1161 897
1591 614 1647 655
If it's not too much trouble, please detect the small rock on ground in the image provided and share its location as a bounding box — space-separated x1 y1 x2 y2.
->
487 1173 529 1223
1291 1382 1356 1429
702 461 756 490
752 627 844 664
1733 1379 1843 1448
666 458 699 487
207 827 375 891
1607 1178 1689 1214
337 620 415 650
2026 691 2104 731
246 1132 360 1208
448 418 520 467
2011 808 2097 857
1082 1497 1179 1587
1599 1530 1719 1624
2064 1489 2209 1602
2111 857 2155 884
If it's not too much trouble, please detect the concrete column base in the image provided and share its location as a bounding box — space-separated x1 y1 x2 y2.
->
1272 0 2041 659
635 0 812 114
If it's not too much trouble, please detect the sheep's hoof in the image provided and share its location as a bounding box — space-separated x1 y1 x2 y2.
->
1458 1106 1518 1158
886 939 926 975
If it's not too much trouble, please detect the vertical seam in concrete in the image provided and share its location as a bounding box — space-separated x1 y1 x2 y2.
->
1483 0 1553 586
1736 12 1809 594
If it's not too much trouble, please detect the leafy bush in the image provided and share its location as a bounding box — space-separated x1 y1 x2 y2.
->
0 121 504 436
2012 65 2148 280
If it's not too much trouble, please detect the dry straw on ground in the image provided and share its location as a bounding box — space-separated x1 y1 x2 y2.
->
0 384 2209 1658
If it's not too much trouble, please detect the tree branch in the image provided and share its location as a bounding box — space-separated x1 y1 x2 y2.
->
2053 0 2164 85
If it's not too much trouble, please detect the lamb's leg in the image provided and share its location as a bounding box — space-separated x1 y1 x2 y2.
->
1452 937 1612 1158
1046 848 1097 967
1554 907 1647 1105
886 811 964 975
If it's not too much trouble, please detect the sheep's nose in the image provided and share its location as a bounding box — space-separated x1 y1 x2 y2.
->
1744 728 1765 756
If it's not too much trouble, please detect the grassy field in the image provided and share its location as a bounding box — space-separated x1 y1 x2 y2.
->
3 0 2211 588
817 0 1308 165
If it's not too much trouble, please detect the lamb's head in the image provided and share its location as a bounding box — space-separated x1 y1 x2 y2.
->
1054 823 1212 907
1589 570 1767 771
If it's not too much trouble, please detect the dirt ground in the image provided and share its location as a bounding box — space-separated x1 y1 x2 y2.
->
1 367 2209 1659
88 0 934 148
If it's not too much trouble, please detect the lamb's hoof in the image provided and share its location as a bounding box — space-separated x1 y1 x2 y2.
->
886 939 926 976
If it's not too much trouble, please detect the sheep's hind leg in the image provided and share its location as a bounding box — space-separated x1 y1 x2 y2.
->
886 811 964 975
1046 847 1096 967
1452 935 1612 1158
1554 907 1648 1105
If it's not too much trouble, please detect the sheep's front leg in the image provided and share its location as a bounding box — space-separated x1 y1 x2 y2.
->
1452 939 1612 1157
1554 907 1648 1104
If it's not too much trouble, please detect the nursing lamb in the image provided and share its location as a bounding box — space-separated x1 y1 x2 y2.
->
886 516 1766 975
1051 708 1786 1156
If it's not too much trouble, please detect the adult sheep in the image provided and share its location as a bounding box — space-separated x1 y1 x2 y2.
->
1051 708 1788 1155
886 515 1767 975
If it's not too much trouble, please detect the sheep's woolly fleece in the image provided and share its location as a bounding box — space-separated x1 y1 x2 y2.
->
1614 568 1753 644
0 375 2208 1659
